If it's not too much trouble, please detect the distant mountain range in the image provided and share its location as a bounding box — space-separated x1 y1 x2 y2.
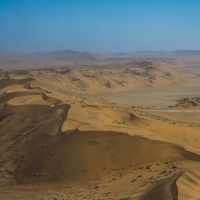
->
114 50 200 58
173 50 200 56
1 50 200 61
33 49 104 60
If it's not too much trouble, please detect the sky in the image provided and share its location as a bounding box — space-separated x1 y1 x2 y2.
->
1 0 200 53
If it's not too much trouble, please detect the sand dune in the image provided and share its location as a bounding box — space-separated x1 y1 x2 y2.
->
1 99 200 199
14 130 200 183
141 166 200 200
0 61 199 199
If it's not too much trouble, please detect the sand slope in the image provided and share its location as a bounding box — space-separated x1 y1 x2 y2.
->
176 167 200 200
13 130 200 183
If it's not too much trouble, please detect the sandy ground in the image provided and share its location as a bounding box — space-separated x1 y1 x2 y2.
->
100 76 200 108
0 57 200 199
96 66 200 128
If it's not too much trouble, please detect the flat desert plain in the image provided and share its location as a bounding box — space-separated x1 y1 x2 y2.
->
0 52 200 200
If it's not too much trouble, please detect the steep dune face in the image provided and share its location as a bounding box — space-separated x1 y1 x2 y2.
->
176 167 200 200
141 167 200 200
140 173 182 200
0 103 70 187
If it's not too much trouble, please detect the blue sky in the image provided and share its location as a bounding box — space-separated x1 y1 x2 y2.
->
1 0 200 53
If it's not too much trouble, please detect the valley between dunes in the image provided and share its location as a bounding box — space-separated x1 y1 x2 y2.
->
0 58 200 200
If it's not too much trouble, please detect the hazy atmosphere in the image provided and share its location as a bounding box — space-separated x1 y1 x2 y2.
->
1 0 200 52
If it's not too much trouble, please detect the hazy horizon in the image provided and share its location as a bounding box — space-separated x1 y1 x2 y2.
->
1 0 200 53
2 49 200 55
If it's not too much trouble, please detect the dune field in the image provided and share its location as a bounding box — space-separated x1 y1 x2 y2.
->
0 53 200 199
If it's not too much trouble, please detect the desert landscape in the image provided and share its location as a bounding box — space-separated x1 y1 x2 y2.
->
0 50 200 199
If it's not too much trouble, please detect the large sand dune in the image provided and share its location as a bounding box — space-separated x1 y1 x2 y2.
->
0 57 200 199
